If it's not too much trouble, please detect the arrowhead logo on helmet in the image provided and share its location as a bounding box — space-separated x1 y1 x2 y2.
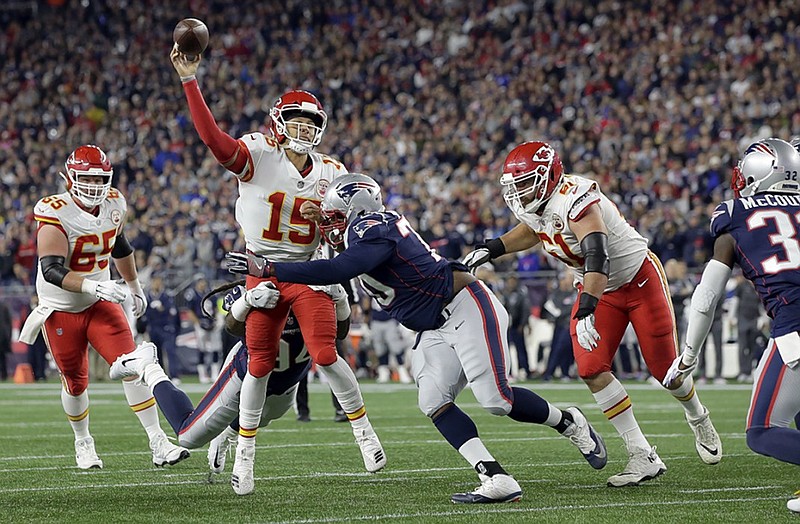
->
500 141 563 214
269 90 328 154
60 144 113 209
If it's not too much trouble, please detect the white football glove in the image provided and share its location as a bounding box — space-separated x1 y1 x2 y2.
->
81 279 128 304
461 247 492 274
575 313 601 351
244 281 280 309
662 350 698 388
126 279 147 318
327 284 351 321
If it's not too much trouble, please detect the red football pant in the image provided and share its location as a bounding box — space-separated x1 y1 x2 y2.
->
42 301 136 395
571 252 678 381
245 276 337 377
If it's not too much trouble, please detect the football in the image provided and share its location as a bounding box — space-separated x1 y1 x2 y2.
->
173 18 209 56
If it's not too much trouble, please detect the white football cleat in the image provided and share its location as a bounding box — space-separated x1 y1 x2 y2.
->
75 436 103 470
562 407 607 469
686 407 722 464
208 430 237 474
150 432 190 467
451 474 522 504
607 446 666 487
109 342 157 381
788 490 800 513
231 444 255 496
355 427 386 473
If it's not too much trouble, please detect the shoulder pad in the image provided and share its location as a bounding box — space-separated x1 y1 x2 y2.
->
710 200 734 237
350 213 389 241
564 177 601 221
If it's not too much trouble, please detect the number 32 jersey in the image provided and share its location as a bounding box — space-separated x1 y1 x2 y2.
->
33 190 127 312
711 194 800 337
234 132 347 262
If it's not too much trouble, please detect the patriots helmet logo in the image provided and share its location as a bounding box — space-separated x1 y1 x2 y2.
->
336 182 377 206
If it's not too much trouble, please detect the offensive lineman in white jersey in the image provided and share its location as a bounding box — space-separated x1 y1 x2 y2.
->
19 145 189 470
169 46 385 495
463 141 722 487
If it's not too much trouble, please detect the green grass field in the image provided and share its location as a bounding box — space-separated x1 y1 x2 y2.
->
0 379 796 523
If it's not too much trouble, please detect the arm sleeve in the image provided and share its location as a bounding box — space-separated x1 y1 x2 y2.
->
182 79 246 173
273 239 394 285
683 259 732 362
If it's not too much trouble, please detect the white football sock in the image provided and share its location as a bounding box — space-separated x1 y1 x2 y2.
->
670 376 705 419
318 356 370 431
122 379 162 440
61 389 91 440
238 372 269 446
593 377 650 451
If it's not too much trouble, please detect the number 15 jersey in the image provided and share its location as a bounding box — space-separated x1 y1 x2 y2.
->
234 132 347 262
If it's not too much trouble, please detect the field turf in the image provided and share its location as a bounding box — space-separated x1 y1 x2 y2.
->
0 379 796 523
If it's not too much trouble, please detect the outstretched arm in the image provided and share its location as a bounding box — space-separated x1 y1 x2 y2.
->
170 45 247 174
663 234 735 386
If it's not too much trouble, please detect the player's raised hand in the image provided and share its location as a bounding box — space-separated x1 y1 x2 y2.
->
170 43 201 79
225 252 273 278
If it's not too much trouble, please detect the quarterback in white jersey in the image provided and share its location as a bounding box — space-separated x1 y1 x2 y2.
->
19 145 188 470
463 141 721 487
171 47 385 496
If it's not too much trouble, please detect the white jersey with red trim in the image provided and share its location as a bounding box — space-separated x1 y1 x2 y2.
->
233 132 347 262
512 174 648 292
33 189 127 312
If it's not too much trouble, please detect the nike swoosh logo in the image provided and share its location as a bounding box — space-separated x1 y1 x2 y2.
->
699 443 719 456
637 279 649 287
121 358 136 366
455 321 466 330
594 445 607 459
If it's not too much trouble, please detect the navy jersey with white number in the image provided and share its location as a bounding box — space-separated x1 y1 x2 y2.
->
711 194 800 337
273 211 465 331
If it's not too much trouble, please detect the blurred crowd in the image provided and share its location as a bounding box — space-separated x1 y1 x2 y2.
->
0 0 797 379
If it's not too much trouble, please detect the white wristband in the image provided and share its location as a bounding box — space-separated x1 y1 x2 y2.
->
230 295 251 323
180 75 196 83
81 279 98 295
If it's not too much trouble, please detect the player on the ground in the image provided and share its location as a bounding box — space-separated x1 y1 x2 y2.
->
169 46 384 495
18 145 189 469
112 279 352 477
662 138 800 514
462 141 722 487
225 173 608 504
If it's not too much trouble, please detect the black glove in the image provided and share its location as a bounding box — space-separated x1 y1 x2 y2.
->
573 293 599 320
336 317 351 341
225 252 273 278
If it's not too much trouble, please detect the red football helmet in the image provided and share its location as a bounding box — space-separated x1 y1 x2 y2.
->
60 145 113 208
269 90 328 153
500 141 563 214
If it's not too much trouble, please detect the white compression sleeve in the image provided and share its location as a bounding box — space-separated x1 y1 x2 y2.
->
683 259 732 363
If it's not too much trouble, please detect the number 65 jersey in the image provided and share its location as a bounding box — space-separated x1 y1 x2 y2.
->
33 190 126 312
711 194 800 337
